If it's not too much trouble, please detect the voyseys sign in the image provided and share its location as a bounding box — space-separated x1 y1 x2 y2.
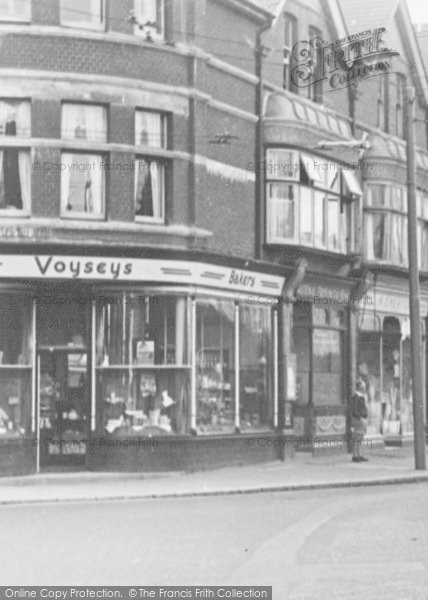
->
0 255 285 296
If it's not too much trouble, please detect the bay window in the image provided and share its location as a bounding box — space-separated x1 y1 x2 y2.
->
364 183 408 266
0 0 30 21
60 0 104 30
266 149 360 253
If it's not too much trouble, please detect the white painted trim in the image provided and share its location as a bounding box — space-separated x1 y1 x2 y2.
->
36 353 40 474
91 302 96 432
0 255 286 295
0 217 212 239
235 303 240 430
31 299 37 434
190 298 196 431
197 157 255 184
208 98 257 123
273 308 278 428
207 55 258 85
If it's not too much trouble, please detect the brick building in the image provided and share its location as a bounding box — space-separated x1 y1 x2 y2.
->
0 0 427 476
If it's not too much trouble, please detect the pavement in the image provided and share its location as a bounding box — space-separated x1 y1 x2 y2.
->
0 445 427 505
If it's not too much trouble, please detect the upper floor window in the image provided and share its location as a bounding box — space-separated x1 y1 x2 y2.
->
307 26 323 104
133 0 164 41
61 152 105 219
135 109 167 148
364 183 408 266
60 0 105 31
266 149 361 253
0 0 30 21
0 99 31 213
283 13 296 91
0 99 30 136
134 109 167 222
61 103 107 143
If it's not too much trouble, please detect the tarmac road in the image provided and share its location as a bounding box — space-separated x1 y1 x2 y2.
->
1 483 428 599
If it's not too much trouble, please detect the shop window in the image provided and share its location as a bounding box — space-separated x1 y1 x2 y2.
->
0 100 31 137
0 294 32 440
364 183 408 266
61 103 107 143
60 0 104 30
133 0 165 40
283 13 296 91
96 294 189 436
239 306 273 431
61 153 105 219
266 149 361 253
196 300 236 434
134 157 165 221
294 304 345 407
0 0 30 21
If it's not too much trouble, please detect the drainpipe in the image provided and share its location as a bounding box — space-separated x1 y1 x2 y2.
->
254 21 272 260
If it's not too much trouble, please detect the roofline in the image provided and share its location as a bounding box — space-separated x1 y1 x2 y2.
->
213 0 274 24
396 0 428 105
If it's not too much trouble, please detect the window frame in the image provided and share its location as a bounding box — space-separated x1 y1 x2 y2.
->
266 149 357 253
61 102 108 143
0 0 31 22
60 0 105 31
307 25 323 104
134 108 168 150
134 155 166 224
60 151 106 221
133 0 165 41
283 12 296 91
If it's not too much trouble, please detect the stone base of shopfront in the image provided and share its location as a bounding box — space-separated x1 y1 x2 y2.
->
86 432 291 473
0 439 36 476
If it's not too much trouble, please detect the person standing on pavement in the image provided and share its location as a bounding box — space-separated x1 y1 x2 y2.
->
350 380 369 462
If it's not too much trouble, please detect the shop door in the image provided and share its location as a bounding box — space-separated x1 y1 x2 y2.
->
38 348 89 468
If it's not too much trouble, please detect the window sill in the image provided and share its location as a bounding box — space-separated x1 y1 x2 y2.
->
135 216 165 225
60 213 105 221
60 21 106 32
0 17 31 24
0 210 31 218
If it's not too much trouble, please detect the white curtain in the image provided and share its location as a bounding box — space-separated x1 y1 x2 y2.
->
62 104 85 140
18 151 31 210
150 161 162 217
61 153 73 211
136 110 162 147
88 154 103 214
16 101 31 136
85 105 106 142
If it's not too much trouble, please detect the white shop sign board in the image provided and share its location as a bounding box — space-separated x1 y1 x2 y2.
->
0 254 285 296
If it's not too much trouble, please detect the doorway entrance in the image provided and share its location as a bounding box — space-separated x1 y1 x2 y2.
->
35 289 91 470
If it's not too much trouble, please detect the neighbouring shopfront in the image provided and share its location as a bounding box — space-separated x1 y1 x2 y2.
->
0 251 287 475
291 280 354 449
357 284 428 443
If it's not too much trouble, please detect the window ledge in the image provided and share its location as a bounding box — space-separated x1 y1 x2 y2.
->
0 210 31 218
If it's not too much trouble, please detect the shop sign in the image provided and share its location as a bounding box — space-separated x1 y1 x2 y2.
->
362 293 428 316
0 254 285 296
296 283 350 304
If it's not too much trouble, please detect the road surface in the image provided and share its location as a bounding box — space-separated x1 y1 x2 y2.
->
1 483 428 599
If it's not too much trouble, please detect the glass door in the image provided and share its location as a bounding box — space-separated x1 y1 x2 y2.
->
38 349 88 468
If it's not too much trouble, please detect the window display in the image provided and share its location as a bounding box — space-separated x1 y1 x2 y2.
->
0 294 32 438
195 300 236 434
239 306 273 431
96 294 190 435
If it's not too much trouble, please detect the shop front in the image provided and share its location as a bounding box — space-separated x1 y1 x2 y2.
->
357 285 428 444
291 279 354 451
0 251 287 475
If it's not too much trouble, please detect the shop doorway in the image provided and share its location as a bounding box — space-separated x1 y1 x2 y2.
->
35 289 91 470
